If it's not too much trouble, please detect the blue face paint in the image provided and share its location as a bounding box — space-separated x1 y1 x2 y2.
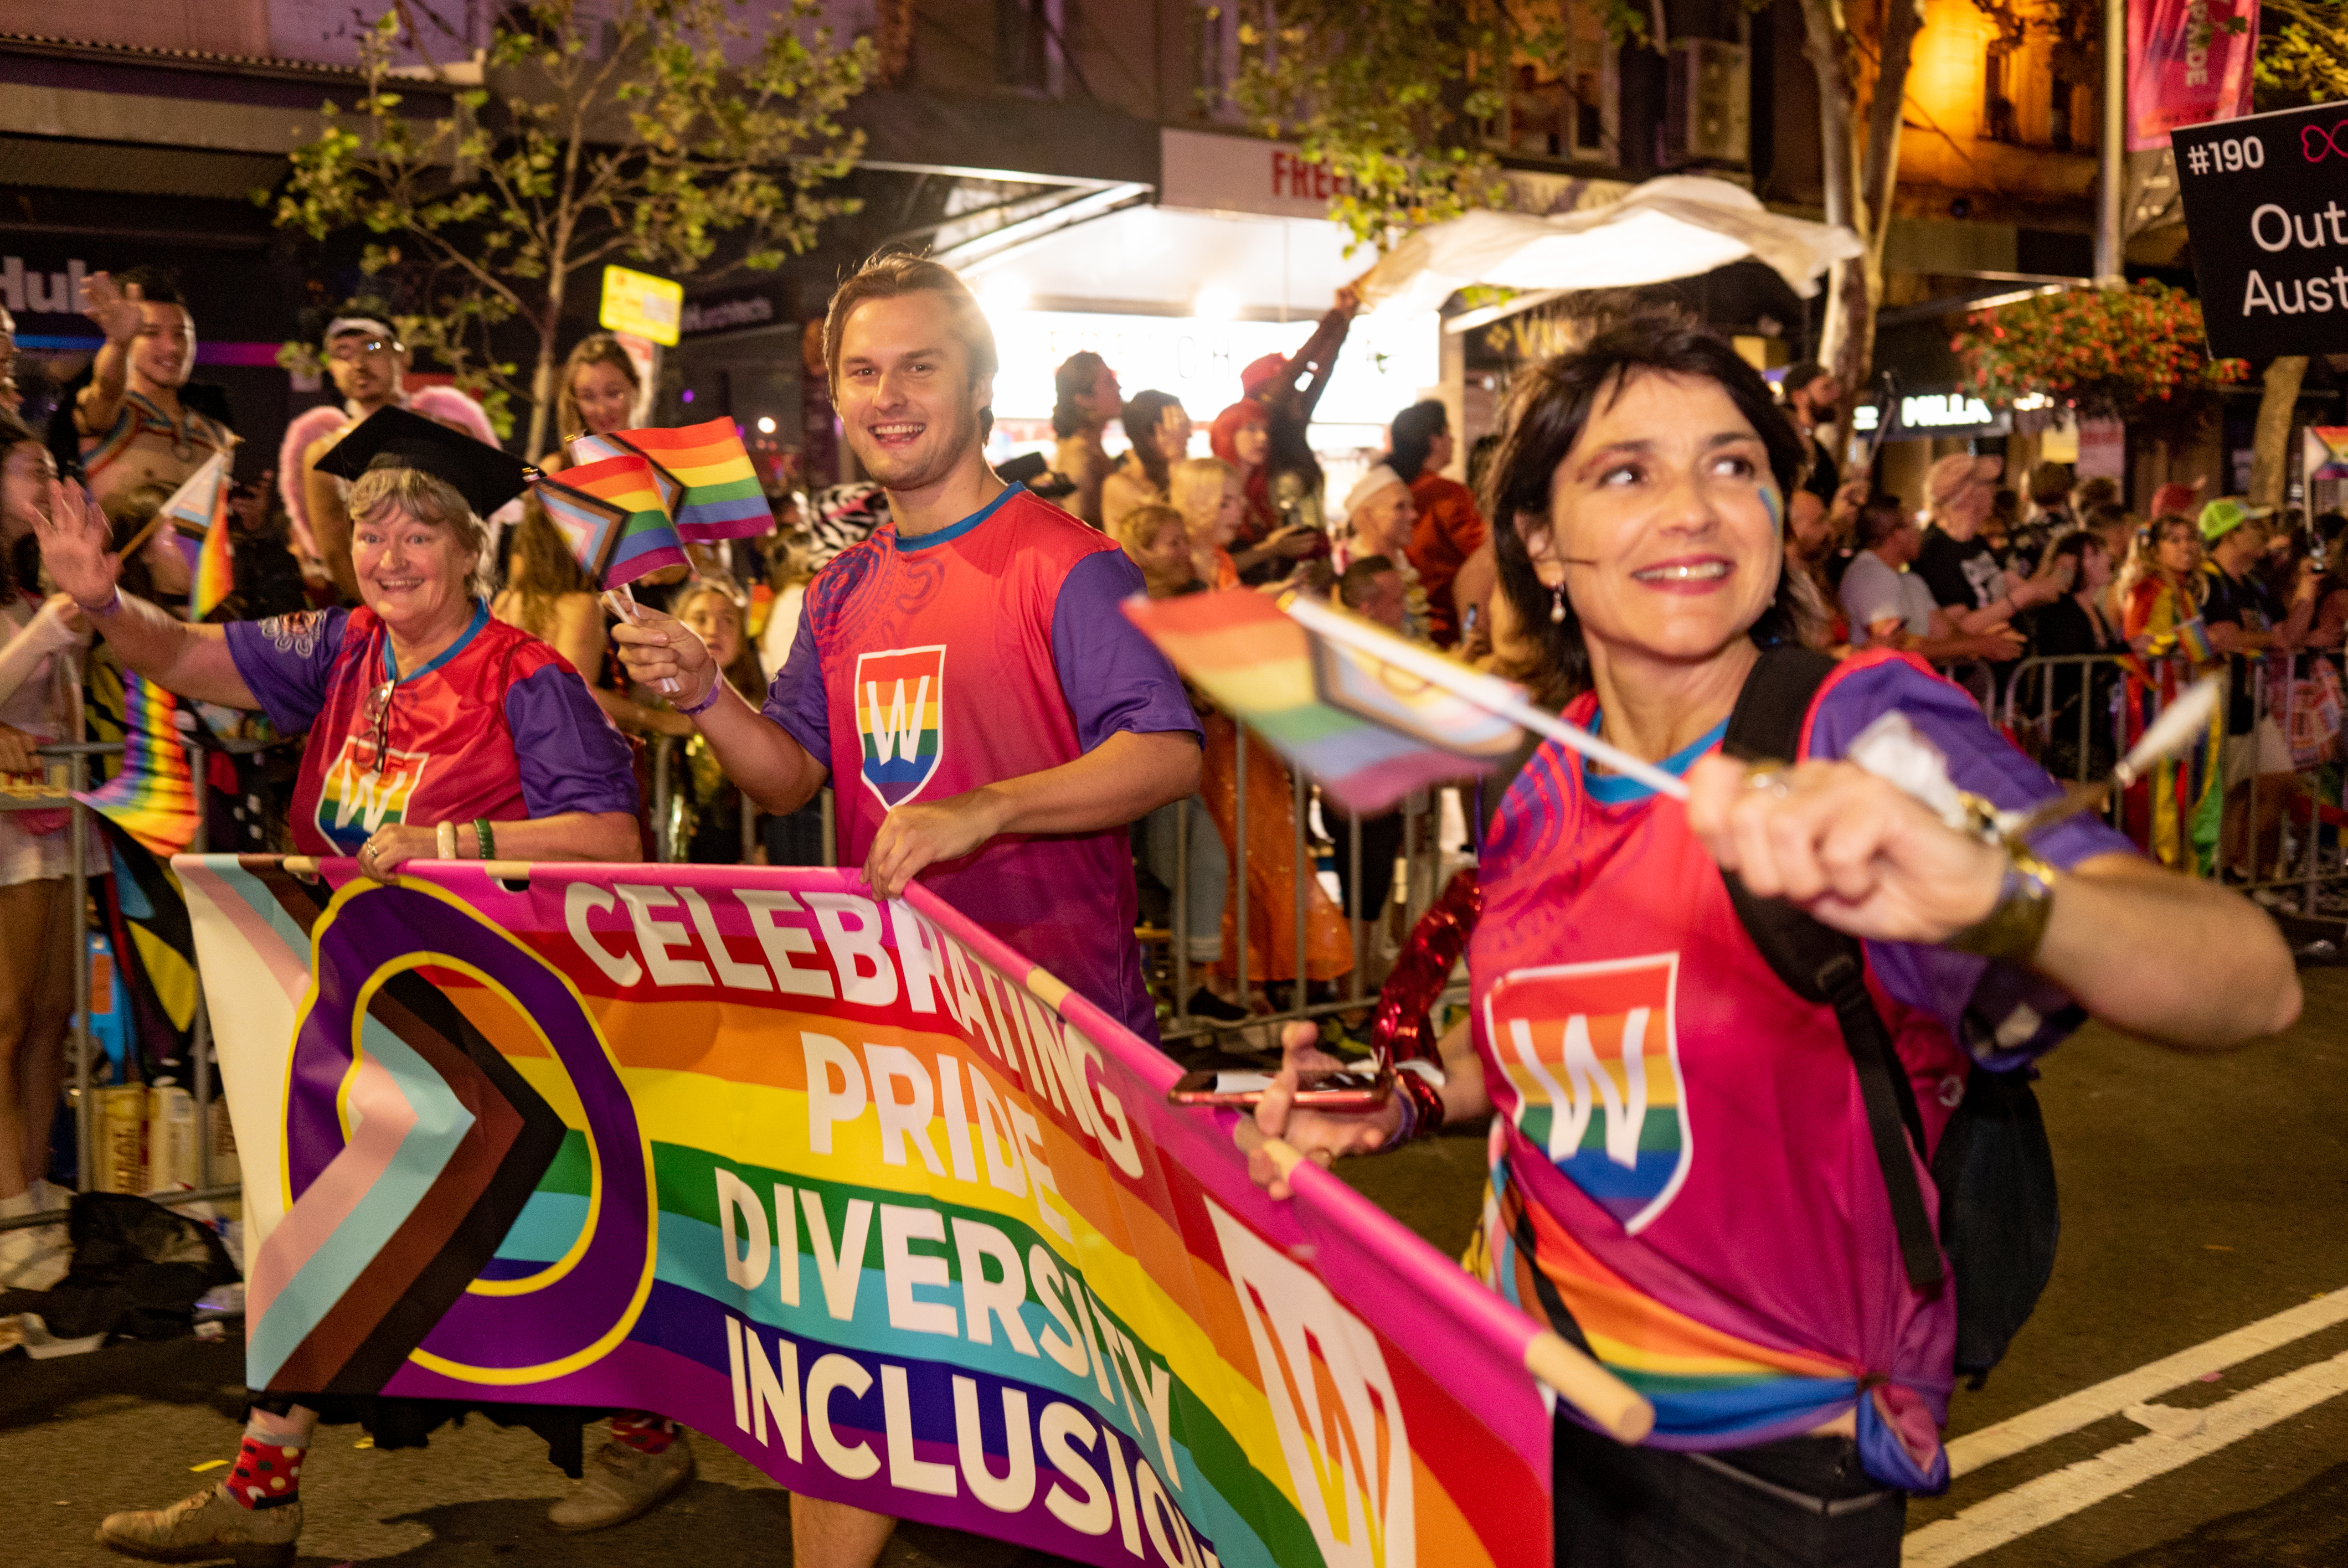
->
1762 484 1785 534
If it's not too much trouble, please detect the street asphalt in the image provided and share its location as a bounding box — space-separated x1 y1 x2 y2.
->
3 968 2343 1567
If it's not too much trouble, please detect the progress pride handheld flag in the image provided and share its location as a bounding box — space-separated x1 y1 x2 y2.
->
2174 101 2348 359
179 858 1589 1568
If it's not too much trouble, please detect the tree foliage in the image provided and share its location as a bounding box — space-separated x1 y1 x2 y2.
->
1222 0 1647 253
2253 0 2348 109
270 0 872 455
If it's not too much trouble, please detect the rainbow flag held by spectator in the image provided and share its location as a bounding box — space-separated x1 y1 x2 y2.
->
1124 590 1527 814
534 453 686 587
2174 615 2216 665
74 670 199 857
573 418 769 541
155 452 235 619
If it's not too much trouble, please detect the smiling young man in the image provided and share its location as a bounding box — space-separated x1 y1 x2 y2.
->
74 269 234 511
302 316 414 601
612 254 1201 1567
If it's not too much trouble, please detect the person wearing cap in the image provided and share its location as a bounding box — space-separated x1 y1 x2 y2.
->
1336 463 1430 638
1913 453 2069 645
299 314 414 602
2199 496 2319 879
35 407 647 1566
72 269 234 512
1239 281 1362 537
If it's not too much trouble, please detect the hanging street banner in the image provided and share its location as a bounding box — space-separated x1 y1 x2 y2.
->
2126 0 2259 153
178 857 1579 1568
2173 101 2348 359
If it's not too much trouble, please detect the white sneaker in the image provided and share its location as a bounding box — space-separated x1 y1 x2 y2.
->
0 1190 69 1292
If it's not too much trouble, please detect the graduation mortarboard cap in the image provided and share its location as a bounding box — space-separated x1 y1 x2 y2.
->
313 405 534 519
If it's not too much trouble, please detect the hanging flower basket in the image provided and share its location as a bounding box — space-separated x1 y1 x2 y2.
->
1951 280 2248 440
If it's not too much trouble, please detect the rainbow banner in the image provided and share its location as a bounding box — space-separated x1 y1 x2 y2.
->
76 671 198 857
535 453 686 587
573 419 770 541
1124 591 1525 814
178 859 1580 1568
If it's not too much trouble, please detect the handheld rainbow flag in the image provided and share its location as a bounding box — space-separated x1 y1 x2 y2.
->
2175 615 2217 664
533 453 686 588
74 670 199 857
152 452 235 618
571 417 768 541
1124 590 1530 813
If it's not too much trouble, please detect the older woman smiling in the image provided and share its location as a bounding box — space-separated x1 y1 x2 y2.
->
39 406 650 1566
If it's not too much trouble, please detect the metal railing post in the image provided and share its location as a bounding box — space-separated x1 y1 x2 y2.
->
190 741 213 1192
1347 812 1363 1005
741 792 756 865
1292 766 1309 1020
651 736 674 862
1233 725 1249 1006
820 787 836 867
68 752 92 1195
1171 799 1191 1024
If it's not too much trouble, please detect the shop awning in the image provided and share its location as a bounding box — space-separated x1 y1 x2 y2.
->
945 203 1371 320
1358 176 1863 325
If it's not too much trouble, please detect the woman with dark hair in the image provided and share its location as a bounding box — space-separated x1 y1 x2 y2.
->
2027 529 2123 782
0 411 97 1286
1049 350 1120 528
1100 389 1190 537
1388 398 1489 647
1249 318 2296 1565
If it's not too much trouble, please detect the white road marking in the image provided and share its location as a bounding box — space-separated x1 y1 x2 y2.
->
1903 1346 2348 1567
1944 1288 2348 1477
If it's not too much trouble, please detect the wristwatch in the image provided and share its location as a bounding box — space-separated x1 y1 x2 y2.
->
1947 849 2056 963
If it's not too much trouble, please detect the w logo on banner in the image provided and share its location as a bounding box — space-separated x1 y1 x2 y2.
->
854 645 945 809
317 737 431 852
1484 953 1689 1235
1207 1199 1415 1568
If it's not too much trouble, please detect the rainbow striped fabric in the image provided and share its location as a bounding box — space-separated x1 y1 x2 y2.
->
74 671 199 857
179 859 1566 1567
571 417 770 541
1124 590 1525 814
535 452 686 587
1473 1164 1858 1443
156 452 235 620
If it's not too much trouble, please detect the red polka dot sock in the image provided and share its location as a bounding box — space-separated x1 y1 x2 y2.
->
609 1410 677 1455
224 1430 308 1509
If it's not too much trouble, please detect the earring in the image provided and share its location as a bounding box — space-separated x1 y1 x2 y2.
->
1548 582 1566 623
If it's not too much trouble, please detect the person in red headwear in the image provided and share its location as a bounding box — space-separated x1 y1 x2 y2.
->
1207 400 1321 585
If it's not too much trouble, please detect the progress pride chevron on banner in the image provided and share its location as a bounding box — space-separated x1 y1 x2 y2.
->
177 857 1556 1568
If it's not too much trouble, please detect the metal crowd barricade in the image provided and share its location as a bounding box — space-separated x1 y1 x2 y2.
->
2001 647 2348 917
646 734 833 868
0 735 259 1234
638 721 1466 1044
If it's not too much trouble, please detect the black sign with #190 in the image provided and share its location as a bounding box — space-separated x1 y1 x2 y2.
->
2175 102 2348 359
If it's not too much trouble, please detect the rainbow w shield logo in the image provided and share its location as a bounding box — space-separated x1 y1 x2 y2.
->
1482 953 1689 1234
316 737 431 853
853 645 945 809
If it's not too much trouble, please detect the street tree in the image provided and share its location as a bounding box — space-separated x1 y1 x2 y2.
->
1225 0 1922 395
271 0 872 457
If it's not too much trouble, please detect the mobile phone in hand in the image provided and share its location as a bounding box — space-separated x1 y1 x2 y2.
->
1167 1067 1392 1110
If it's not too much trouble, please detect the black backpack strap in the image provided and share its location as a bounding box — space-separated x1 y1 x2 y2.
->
1721 648 1947 1292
